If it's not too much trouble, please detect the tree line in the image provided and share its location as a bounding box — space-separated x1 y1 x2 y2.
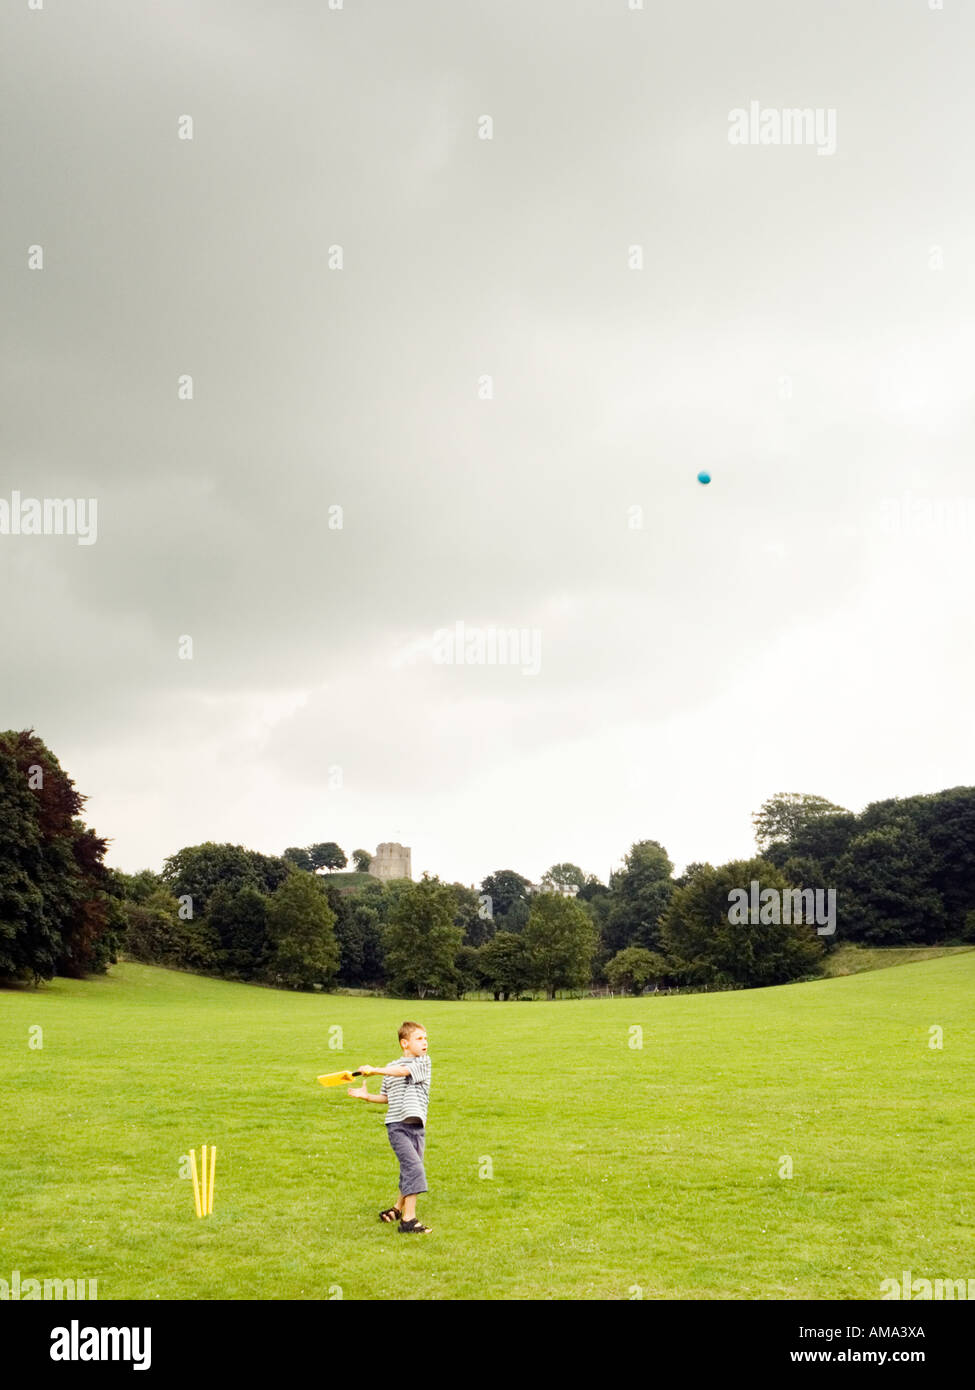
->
2 731 973 995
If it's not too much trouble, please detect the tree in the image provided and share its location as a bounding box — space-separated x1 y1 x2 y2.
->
283 847 314 872
207 884 270 980
478 930 532 1000
762 812 858 879
58 858 125 980
752 793 851 853
350 900 385 983
343 874 388 912
540 863 585 894
673 862 710 889
479 869 532 931
660 858 825 988
859 788 975 933
337 871 396 984
586 894 616 984
603 840 674 955
119 886 219 973
161 842 292 918
266 872 340 989
324 881 384 986
834 823 944 945
309 842 347 874
118 886 184 965
605 946 669 994
450 883 492 947
0 729 118 984
523 891 598 999
501 896 531 933
383 875 464 998
912 788 975 931
115 868 165 903
779 855 833 949
577 873 608 903
248 849 293 896
780 855 824 888
352 849 372 873
455 944 486 997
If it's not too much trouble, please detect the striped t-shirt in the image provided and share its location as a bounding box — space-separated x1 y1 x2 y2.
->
381 1054 432 1126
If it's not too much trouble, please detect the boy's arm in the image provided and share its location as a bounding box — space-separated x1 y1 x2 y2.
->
348 1061 410 1100
348 1084 388 1102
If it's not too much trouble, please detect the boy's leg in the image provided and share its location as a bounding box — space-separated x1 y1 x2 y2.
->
380 1127 408 1219
387 1123 429 1227
398 1127 428 1227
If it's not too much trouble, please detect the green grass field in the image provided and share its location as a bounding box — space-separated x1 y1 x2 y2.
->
2 954 973 1300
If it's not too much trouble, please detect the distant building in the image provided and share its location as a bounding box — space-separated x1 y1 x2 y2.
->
527 881 579 898
368 842 412 881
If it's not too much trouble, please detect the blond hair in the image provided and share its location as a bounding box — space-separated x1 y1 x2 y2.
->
398 1020 424 1045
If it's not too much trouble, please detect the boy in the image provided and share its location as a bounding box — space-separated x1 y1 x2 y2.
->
348 1021 433 1234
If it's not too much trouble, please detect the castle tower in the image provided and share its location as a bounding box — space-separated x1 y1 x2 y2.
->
368 842 412 881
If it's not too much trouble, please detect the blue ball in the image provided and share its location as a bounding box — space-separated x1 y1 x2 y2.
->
697 471 711 485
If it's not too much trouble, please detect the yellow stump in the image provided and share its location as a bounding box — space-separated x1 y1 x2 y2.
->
189 1147 203 1218
189 1145 216 1217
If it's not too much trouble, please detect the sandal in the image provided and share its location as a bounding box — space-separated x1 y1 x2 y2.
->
398 1218 433 1234
379 1207 402 1223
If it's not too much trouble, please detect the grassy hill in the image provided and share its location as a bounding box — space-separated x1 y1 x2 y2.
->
3 954 973 1299
821 943 973 976
315 870 374 892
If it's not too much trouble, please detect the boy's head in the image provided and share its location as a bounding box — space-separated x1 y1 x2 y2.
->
398 1021 427 1057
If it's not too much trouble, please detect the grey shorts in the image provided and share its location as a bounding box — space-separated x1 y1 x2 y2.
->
386 1121 427 1196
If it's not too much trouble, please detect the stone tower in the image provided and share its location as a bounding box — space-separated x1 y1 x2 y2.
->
368 842 412 881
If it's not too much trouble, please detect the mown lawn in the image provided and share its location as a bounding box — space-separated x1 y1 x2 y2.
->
1 955 972 1299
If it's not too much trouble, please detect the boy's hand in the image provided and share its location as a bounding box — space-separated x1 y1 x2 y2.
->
347 1084 369 1098
358 1065 375 1076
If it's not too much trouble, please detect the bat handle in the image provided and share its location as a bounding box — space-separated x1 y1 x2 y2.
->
351 1070 362 1076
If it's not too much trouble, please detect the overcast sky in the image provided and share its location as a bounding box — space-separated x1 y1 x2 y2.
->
3 0 974 888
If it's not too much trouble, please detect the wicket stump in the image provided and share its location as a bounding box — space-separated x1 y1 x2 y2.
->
190 1144 216 1217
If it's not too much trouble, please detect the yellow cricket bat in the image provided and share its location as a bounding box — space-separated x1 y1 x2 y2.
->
317 1069 363 1087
